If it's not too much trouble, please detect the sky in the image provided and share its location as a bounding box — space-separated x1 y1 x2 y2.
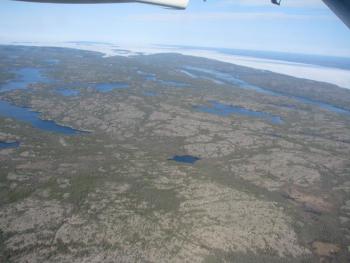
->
0 0 350 57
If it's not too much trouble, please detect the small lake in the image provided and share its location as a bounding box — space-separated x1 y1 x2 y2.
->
0 100 83 135
184 66 350 115
194 101 283 124
169 155 201 164
0 141 20 149
0 68 49 93
56 88 80 97
94 83 129 93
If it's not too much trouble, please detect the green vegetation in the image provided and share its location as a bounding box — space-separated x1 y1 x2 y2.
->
0 45 349 262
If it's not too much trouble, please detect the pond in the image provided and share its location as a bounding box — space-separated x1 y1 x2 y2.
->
168 155 201 164
0 141 20 149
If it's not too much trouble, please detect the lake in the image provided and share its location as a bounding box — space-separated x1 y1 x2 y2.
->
0 68 49 92
0 100 83 135
184 66 350 115
194 101 283 124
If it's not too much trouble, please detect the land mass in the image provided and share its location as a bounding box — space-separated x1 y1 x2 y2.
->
1 45 350 262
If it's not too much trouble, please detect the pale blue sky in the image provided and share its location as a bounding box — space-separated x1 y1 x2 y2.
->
1 0 350 56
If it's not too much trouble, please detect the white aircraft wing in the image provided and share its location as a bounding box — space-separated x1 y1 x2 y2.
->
14 0 189 9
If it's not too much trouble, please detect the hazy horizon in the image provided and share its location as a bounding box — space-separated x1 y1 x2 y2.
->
1 0 350 57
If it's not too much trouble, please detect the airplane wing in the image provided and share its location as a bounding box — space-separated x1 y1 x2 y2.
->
14 0 350 29
271 0 350 29
14 0 189 9
321 0 350 29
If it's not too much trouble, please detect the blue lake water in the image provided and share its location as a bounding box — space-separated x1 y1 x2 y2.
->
0 141 20 149
0 68 49 92
184 66 350 115
169 155 201 164
0 100 83 135
94 83 129 92
194 101 283 124
57 88 80 97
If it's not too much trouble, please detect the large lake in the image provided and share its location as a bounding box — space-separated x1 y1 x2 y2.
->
0 68 48 92
0 67 83 135
0 100 83 135
183 66 350 115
